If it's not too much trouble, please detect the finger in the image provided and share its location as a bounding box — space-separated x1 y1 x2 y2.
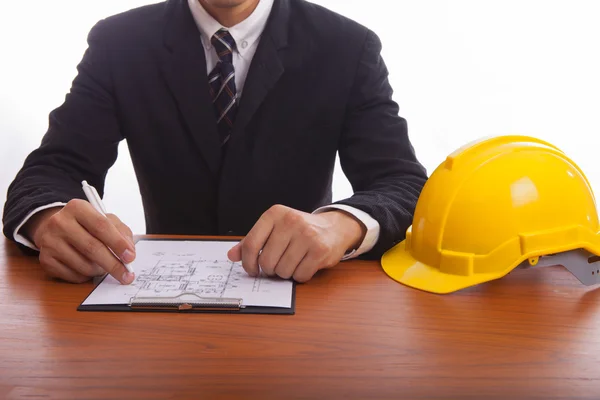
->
258 225 294 276
55 240 106 278
241 216 276 277
292 250 322 283
274 237 308 280
106 213 135 247
40 254 91 284
65 217 135 285
227 242 242 262
70 201 136 265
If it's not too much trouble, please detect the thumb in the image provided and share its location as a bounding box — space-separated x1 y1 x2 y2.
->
228 241 242 262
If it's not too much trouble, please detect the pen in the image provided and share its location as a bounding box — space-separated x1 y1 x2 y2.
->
81 180 135 273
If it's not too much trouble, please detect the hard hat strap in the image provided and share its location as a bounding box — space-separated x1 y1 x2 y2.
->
517 249 600 286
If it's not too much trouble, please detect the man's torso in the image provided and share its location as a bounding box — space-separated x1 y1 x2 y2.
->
86 0 370 236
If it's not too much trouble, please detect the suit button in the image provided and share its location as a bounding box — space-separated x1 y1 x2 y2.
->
227 230 234 234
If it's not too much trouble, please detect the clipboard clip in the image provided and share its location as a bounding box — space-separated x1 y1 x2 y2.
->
129 292 244 311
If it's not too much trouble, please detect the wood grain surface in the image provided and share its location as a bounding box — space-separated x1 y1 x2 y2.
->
2 235 600 399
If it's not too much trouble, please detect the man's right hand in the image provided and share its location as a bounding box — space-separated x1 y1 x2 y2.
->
23 199 136 284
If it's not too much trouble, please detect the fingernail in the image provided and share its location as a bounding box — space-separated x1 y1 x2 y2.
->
122 271 135 284
122 249 135 263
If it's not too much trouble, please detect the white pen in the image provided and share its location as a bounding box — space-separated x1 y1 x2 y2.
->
81 180 134 273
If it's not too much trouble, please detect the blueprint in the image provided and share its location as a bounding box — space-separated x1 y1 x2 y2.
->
81 240 294 308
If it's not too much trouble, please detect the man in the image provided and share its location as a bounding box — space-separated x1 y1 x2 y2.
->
2 0 427 285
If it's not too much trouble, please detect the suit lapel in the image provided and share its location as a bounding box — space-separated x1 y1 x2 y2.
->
232 36 284 137
229 0 291 144
161 0 222 177
158 0 292 174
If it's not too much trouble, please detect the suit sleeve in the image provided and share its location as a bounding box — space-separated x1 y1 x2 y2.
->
2 20 123 247
334 29 428 260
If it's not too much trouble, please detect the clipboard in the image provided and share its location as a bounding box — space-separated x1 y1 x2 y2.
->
77 238 296 315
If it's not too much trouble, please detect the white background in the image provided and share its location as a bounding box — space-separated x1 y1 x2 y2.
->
1 0 599 235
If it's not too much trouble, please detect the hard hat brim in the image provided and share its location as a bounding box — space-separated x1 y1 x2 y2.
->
381 241 506 294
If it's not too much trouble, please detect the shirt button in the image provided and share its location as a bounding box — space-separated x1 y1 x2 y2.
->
241 41 248 49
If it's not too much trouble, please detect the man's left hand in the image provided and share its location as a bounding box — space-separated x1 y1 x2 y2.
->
227 205 366 282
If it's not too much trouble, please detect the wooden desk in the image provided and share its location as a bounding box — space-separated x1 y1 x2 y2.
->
2 236 600 399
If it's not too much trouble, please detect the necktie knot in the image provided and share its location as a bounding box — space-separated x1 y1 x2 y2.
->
211 29 236 64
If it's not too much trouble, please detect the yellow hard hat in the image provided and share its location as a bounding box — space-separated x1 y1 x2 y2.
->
381 135 600 294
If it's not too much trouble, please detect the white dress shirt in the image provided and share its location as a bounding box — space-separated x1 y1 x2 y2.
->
12 0 381 260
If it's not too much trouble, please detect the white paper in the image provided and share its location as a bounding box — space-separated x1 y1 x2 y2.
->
82 240 294 308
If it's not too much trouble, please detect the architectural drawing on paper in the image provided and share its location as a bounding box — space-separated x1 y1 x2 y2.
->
131 258 252 298
81 240 293 309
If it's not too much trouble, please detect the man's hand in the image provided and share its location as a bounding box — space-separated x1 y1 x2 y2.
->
227 205 366 282
23 199 136 284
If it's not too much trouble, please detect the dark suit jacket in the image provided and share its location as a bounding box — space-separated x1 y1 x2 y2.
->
2 0 428 259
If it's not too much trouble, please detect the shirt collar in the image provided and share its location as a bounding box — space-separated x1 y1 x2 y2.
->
188 0 275 59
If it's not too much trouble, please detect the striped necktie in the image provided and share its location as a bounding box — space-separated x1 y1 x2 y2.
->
208 29 238 147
